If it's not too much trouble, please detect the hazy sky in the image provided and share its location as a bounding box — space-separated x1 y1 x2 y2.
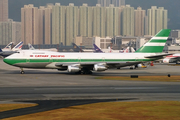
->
8 0 180 29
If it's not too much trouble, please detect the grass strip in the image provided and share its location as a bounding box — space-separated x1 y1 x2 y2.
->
96 76 180 82
2 101 180 120
0 104 37 112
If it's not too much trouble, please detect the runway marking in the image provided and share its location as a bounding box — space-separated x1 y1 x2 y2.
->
34 87 161 91
113 87 161 90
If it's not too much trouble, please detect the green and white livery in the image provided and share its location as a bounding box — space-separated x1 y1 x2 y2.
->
136 29 170 53
3 29 171 74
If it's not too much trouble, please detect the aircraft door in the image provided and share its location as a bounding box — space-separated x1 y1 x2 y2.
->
78 57 81 63
102 57 105 62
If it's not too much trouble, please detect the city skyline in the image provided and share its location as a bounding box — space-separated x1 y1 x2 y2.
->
20 3 167 45
0 0 172 46
7 0 180 29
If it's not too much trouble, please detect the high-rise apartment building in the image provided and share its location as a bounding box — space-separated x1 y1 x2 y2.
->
134 7 145 36
106 4 120 37
87 7 93 37
0 0 8 22
97 0 125 7
79 4 88 37
100 6 106 37
79 4 93 38
147 6 168 36
0 19 21 45
93 4 101 37
52 3 66 45
106 4 114 37
0 20 11 45
12 21 21 44
38 6 45 44
44 4 53 44
118 6 123 35
21 4 39 45
122 5 134 36
38 4 53 45
66 3 79 46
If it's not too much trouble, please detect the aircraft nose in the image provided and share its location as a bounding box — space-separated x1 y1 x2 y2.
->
3 58 13 65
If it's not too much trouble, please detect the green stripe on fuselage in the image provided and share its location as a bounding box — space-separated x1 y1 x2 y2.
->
4 58 154 66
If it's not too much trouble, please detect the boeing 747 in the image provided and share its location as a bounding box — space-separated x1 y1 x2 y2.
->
3 29 171 74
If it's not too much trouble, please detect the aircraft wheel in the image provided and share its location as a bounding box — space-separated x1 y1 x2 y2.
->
21 71 25 74
81 70 92 75
130 67 134 69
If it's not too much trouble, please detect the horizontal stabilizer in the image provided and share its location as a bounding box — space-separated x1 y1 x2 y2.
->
145 53 173 59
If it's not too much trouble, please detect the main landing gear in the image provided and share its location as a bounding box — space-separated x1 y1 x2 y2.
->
76 69 93 75
20 68 25 74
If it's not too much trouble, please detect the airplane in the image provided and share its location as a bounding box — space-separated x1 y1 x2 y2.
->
3 29 171 74
163 54 180 64
0 41 23 58
28 43 35 50
28 43 58 52
72 43 84 52
2 42 14 51
94 44 132 53
12 41 24 51
72 43 94 52
93 44 103 53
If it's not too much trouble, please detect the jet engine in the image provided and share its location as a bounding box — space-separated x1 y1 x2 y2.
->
93 64 107 71
68 65 80 73
163 59 176 63
137 64 142 68
163 59 170 63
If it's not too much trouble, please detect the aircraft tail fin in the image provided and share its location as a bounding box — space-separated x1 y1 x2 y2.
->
123 47 129 53
72 43 84 52
28 43 35 50
93 44 103 53
3 42 13 50
131 47 135 53
135 29 171 53
12 41 23 51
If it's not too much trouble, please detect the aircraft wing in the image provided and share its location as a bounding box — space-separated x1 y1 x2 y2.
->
55 61 141 69
145 53 173 59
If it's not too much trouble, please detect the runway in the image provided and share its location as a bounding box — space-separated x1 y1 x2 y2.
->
1 58 180 101
1 58 180 118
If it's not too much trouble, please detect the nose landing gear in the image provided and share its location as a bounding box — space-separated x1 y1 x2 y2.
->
20 68 25 74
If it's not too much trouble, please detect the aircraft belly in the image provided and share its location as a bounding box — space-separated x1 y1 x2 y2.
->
14 62 50 69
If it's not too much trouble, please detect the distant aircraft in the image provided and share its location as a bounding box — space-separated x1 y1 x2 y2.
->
12 41 24 51
72 43 94 52
163 54 180 64
72 43 84 52
3 29 172 74
0 41 23 58
28 43 35 50
93 44 103 53
2 42 14 51
28 43 58 52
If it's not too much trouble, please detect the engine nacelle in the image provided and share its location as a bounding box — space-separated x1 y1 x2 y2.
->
163 58 177 63
93 64 107 71
137 64 142 68
68 65 80 73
